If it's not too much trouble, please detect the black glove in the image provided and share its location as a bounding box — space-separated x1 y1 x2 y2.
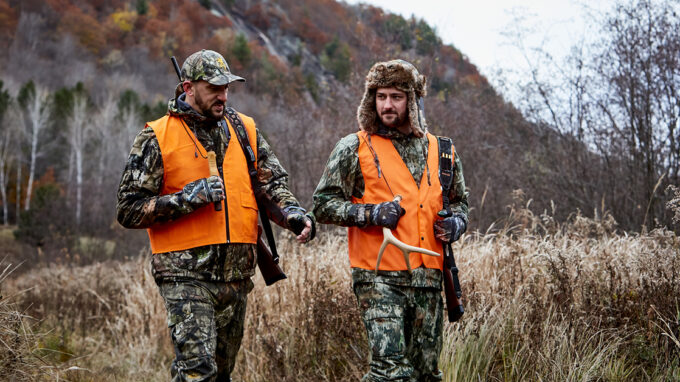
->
283 206 316 242
180 176 224 208
369 201 406 230
434 214 467 243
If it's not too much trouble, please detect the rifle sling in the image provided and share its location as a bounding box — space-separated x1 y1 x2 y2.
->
437 137 454 210
437 136 462 298
224 108 280 263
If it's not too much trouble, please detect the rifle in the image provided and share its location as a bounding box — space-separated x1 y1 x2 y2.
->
224 108 287 286
437 135 465 322
256 225 287 285
442 241 464 322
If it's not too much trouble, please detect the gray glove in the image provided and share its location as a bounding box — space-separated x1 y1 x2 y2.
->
434 214 467 243
282 206 316 241
369 201 406 230
180 176 224 208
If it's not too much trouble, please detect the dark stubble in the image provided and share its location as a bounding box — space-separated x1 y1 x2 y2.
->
194 90 226 120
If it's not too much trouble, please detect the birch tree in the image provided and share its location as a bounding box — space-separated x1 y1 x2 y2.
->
17 81 50 212
115 89 144 163
0 91 13 225
118 100 141 162
67 93 92 226
92 94 117 186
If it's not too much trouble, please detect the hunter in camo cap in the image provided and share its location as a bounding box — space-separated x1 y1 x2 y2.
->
181 49 245 85
118 47 316 380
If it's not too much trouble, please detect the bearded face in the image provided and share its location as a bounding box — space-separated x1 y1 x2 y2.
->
186 81 228 120
376 87 408 129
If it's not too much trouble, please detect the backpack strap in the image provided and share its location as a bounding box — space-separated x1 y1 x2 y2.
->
223 107 280 263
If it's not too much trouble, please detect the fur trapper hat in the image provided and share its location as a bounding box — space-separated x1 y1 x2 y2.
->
357 59 427 137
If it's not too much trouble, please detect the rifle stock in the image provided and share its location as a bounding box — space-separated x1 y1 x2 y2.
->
256 226 287 286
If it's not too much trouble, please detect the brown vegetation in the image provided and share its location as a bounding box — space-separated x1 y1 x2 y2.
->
0 1 677 378
2 203 678 381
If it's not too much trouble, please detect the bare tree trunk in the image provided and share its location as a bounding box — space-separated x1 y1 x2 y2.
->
0 127 13 225
94 96 117 186
23 87 50 211
25 130 37 211
66 148 74 200
0 159 9 225
120 105 141 160
0 171 7 225
15 164 21 220
75 148 82 225
68 95 90 226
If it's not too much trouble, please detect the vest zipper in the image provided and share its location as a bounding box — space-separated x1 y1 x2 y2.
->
217 120 231 244
217 150 230 243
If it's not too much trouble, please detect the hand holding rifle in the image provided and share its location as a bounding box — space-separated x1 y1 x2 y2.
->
437 205 465 322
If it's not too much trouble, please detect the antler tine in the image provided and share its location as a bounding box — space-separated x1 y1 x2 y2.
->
374 195 441 273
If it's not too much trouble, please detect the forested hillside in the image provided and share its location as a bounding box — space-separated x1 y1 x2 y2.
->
0 0 678 268
0 1 679 380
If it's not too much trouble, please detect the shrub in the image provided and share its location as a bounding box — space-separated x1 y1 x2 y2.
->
321 37 352 83
14 183 70 248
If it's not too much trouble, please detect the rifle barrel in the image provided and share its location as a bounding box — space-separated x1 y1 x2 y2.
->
170 56 182 81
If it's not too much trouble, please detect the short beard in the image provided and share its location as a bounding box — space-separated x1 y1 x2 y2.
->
379 111 407 129
195 91 225 120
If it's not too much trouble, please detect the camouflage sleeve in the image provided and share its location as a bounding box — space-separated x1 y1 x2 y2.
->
254 129 303 226
312 134 371 227
448 153 470 223
116 127 196 229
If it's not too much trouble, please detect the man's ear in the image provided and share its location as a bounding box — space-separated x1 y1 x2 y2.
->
182 80 193 95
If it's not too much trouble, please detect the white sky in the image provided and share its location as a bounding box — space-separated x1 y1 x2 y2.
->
344 0 614 83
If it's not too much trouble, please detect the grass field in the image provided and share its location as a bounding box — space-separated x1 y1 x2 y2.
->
1 203 679 381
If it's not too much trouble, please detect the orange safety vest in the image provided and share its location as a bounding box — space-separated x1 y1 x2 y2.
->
146 113 258 253
348 131 447 271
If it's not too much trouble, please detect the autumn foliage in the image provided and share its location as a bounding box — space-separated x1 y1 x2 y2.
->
0 1 17 50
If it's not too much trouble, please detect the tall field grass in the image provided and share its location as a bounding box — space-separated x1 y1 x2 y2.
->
1 201 679 381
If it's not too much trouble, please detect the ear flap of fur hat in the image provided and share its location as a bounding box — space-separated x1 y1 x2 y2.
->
357 59 427 137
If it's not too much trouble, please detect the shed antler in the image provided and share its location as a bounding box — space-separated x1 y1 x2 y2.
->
375 195 440 273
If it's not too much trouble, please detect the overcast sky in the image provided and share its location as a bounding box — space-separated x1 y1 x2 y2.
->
344 0 615 83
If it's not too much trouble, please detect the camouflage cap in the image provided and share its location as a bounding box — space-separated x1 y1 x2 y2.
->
181 49 245 85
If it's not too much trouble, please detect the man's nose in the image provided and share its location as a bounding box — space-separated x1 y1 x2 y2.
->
217 90 228 102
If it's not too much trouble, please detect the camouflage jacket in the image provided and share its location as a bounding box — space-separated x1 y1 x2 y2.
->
313 125 469 288
117 94 302 282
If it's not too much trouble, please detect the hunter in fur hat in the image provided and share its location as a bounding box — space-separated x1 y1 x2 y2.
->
313 59 469 381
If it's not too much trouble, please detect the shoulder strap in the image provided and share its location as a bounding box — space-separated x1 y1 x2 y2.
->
224 108 257 179
224 107 280 262
437 136 463 301
437 136 454 213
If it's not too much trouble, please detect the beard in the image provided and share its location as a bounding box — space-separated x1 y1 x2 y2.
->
195 91 225 120
379 109 407 128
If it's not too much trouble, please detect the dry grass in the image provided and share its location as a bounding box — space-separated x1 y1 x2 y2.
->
0 261 45 381
1 202 679 381
669 185 680 225
1 249 172 381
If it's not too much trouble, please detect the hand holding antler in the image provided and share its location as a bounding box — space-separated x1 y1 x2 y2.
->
368 198 405 230
374 195 440 273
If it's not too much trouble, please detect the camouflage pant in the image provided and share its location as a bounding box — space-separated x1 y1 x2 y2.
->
354 282 444 382
157 278 254 382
